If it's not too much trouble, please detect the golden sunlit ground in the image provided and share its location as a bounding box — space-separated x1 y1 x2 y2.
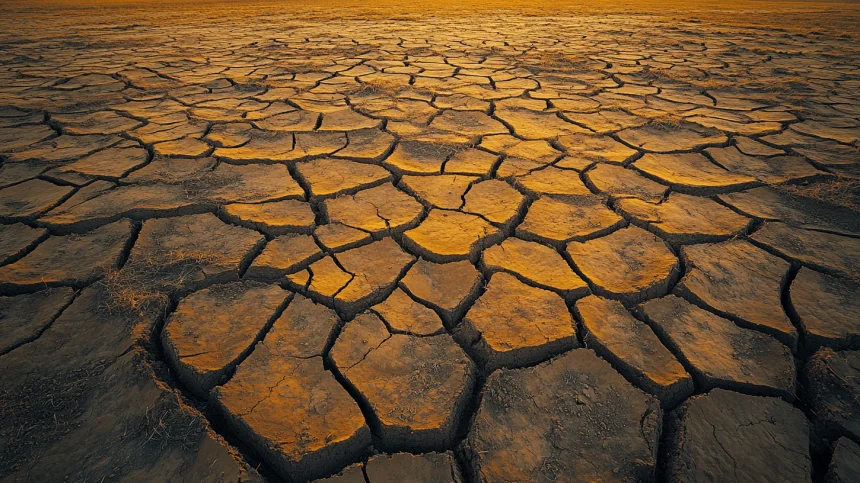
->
1 1 859 482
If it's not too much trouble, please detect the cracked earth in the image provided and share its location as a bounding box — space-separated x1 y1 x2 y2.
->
1 1 860 482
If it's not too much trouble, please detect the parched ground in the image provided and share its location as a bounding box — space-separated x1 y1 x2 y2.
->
1 1 859 482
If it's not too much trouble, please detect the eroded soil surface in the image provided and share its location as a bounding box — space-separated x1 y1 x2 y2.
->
1 2 859 482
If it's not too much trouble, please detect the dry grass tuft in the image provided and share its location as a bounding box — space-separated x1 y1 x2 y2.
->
413 138 474 157
140 398 204 451
521 51 589 73
352 77 411 97
646 114 687 130
776 177 860 213
98 248 220 315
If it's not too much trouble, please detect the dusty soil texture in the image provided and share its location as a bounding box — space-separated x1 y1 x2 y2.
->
1 0 859 481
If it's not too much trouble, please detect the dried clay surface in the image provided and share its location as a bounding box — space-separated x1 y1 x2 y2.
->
1 1 859 481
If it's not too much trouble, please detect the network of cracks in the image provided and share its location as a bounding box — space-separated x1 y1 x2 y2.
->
1 11 860 483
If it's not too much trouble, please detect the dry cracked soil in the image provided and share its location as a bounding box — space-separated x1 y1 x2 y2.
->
1 0 859 481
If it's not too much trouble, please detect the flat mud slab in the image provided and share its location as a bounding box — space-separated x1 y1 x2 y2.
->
1 1 858 481
464 349 661 481
665 389 812 482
